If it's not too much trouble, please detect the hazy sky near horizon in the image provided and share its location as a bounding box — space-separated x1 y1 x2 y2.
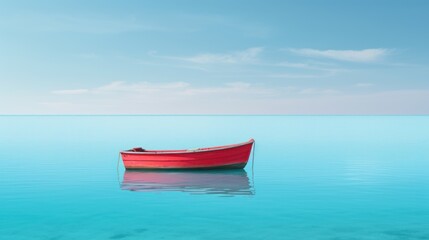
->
1 0 429 114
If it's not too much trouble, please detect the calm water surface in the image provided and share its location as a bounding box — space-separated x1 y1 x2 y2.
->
1 116 428 239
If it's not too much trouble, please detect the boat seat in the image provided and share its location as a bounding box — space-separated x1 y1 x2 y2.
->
131 147 145 152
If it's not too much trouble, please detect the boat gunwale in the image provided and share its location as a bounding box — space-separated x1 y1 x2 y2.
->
121 139 254 155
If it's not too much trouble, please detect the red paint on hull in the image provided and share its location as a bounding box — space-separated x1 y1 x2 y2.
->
120 139 254 169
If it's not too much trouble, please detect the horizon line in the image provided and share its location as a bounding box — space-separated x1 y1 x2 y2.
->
1 114 428 117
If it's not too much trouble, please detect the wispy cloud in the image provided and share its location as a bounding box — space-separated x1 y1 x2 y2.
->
297 88 340 95
93 81 190 94
288 48 391 63
274 61 346 77
52 89 89 95
180 82 272 95
267 73 328 79
52 81 270 97
164 47 264 64
40 82 429 114
355 83 374 87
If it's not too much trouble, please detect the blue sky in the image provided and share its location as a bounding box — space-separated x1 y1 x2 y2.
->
1 0 428 114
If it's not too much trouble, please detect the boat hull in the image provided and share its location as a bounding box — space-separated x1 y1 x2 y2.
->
120 139 254 170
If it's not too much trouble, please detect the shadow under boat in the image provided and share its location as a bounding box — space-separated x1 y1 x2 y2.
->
121 169 254 196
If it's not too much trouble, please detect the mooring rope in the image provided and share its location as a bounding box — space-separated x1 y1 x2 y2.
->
117 152 122 187
251 140 256 194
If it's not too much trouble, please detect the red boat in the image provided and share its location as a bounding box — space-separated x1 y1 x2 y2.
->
120 139 255 170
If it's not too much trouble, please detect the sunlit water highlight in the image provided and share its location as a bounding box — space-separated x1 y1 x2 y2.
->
0 116 428 239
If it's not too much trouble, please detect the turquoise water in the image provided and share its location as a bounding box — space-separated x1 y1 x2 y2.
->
1 116 429 239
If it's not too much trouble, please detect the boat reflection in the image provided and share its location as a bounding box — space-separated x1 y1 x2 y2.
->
121 169 254 196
